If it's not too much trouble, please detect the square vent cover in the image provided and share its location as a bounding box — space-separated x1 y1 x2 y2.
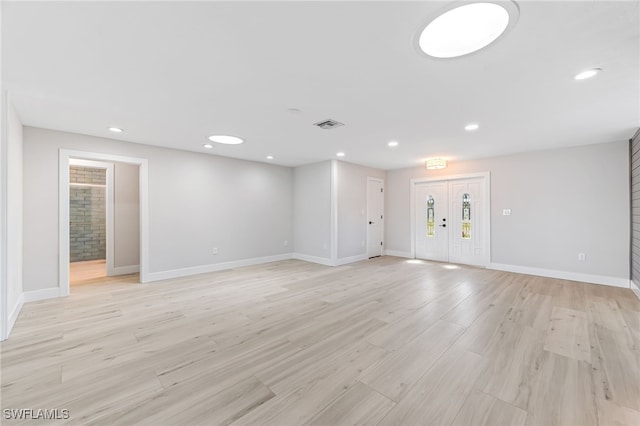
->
314 119 344 129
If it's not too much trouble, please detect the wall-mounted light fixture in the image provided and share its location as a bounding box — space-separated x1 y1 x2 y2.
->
426 158 447 170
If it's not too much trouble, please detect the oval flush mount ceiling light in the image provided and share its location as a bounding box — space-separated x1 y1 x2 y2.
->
108 127 123 133
417 2 518 59
465 123 480 131
208 135 244 145
574 68 602 81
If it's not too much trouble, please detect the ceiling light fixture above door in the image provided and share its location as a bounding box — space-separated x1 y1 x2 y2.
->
426 158 447 169
416 1 519 59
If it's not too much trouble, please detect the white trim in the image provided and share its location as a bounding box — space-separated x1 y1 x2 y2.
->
113 265 140 275
23 287 61 303
60 150 149 296
366 176 385 258
410 172 491 265
489 263 630 288
330 160 338 263
7 293 24 335
631 280 640 299
292 253 334 266
146 253 293 282
384 250 414 259
335 254 368 266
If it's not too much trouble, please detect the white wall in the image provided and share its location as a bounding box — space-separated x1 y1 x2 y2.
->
336 161 385 260
293 161 332 261
113 162 139 271
23 127 293 291
5 98 24 333
386 141 630 284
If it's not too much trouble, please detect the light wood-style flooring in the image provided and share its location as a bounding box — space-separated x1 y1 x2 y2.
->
70 260 106 285
2 257 639 425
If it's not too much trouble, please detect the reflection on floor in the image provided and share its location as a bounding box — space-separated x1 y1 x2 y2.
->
70 259 106 285
3 257 638 425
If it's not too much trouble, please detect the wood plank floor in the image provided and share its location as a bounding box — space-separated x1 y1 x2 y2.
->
1 257 639 425
69 260 106 286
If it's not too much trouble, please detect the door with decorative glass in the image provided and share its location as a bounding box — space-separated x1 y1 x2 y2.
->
414 176 489 266
415 181 449 262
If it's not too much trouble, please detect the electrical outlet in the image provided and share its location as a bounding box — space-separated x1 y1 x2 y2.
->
212 247 218 255
502 209 511 216
578 253 585 261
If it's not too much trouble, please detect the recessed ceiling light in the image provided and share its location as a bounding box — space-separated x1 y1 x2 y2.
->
203 143 213 149
465 123 480 131
337 152 345 157
108 127 123 133
208 135 244 145
418 2 514 58
266 155 274 160
574 68 602 80
388 141 399 147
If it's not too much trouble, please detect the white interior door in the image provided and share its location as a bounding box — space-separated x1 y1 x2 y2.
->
414 176 489 266
367 178 384 258
448 178 488 266
415 182 449 262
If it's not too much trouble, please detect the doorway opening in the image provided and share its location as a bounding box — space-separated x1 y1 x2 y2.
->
59 149 149 296
411 173 491 267
68 159 111 285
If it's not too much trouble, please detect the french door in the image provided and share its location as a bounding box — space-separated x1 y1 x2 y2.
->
414 176 489 266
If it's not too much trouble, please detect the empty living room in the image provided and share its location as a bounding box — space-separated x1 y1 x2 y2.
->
1 1 639 425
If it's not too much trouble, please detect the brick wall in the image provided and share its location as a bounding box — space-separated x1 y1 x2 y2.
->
70 167 106 262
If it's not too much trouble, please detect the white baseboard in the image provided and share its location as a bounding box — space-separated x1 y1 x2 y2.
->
6 293 25 338
146 253 294 282
110 265 140 276
335 254 368 266
291 253 334 266
384 250 413 259
489 263 629 288
631 280 640 299
23 287 62 302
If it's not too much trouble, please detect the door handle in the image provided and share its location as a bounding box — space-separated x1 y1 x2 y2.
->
369 221 374 224
438 224 447 227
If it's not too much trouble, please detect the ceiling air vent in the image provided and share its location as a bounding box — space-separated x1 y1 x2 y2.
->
314 119 344 130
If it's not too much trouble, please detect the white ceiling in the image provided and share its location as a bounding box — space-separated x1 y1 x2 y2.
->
3 1 639 170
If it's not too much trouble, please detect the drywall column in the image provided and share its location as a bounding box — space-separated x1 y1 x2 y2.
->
630 129 640 295
0 91 6 341
2 94 24 339
113 162 140 274
293 161 333 265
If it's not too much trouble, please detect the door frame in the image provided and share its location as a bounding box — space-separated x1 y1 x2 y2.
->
59 149 149 296
68 158 116 277
410 172 491 265
366 177 385 258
